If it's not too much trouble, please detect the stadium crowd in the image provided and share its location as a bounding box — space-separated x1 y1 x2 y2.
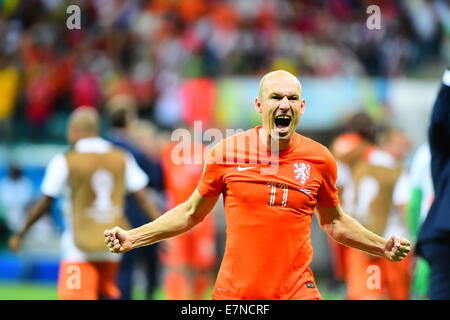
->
1 0 450 142
0 0 449 300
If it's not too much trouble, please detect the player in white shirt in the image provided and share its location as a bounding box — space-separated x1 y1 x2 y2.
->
9 107 160 300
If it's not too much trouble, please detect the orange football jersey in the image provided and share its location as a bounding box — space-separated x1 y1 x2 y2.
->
197 126 339 300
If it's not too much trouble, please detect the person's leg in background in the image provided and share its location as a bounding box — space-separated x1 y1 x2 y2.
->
191 214 216 300
118 250 137 300
140 242 160 300
162 233 191 299
345 247 386 300
383 253 412 300
97 261 121 300
421 241 450 300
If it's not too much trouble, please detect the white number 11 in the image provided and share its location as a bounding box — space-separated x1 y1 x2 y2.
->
267 182 288 207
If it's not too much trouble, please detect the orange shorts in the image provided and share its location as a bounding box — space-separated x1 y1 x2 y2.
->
57 260 121 300
345 247 412 300
161 214 216 269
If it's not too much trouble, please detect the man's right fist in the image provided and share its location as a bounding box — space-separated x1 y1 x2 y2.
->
104 226 133 253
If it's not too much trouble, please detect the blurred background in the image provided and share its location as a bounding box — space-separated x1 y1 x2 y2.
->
0 0 449 299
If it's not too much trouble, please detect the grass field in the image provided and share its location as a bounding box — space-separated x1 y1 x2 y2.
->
0 282 345 300
0 282 169 300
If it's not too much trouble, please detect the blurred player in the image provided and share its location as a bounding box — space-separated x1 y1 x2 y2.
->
417 68 450 300
328 114 377 284
106 96 164 300
160 139 216 300
105 70 411 300
9 107 160 300
346 127 412 300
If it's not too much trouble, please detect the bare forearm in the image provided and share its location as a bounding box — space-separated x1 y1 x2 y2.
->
18 197 52 238
128 201 201 249
325 213 387 257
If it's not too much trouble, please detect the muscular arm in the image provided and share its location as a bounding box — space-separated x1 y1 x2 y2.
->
132 188 162 221
316 204 410 261
105 189 219 252
9 196 54 252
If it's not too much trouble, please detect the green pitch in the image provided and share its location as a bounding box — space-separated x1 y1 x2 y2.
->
0 282 343 300
0 282 201 300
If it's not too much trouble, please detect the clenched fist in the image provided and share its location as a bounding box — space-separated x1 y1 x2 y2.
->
104 227 133 253
383 235 411 262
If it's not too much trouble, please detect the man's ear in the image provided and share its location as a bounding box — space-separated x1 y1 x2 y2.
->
254 97 262 113
299 98 306 115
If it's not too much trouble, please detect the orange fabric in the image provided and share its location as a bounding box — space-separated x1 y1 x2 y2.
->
161 142 216 299
328 239 349 281
198 126 339 300
180 78 217 128
383 252 412 300
164 270 190 300
57 261 120 300
194 273 211 300
160 142 216 269
163 214 216 268
345 247 411 300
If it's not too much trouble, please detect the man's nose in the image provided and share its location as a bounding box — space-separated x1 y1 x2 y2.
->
279 96 290 111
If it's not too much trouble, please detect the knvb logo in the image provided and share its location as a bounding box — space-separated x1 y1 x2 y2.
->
294 163 311 185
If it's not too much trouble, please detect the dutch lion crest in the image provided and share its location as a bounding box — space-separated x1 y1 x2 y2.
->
294 163 311 185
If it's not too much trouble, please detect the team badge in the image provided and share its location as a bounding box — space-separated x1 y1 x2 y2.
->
294 163 311 185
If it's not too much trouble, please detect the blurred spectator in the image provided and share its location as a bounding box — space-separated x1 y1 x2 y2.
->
0 53 20 141
0 0 448 142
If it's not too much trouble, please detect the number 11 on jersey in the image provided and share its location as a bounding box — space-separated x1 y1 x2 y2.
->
267 182 288 207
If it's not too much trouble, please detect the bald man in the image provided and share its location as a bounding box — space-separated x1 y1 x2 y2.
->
105 70 411 300
9 107 160 300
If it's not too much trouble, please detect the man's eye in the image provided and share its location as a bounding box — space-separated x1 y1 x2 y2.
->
289 97 298 100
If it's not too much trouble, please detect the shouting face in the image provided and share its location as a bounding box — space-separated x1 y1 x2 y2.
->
255 70 306 145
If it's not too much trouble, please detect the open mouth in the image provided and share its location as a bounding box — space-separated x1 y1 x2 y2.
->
274 115 292 130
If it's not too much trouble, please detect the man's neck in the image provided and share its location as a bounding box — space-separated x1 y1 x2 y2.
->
258 127 291 153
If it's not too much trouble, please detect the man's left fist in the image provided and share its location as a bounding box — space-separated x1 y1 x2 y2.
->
384 235 411 262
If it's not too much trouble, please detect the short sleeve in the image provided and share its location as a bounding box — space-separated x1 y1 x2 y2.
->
409 144 430 188
316 151 340 208
393 172 410 206
197 145 225 197
41 153 68 198
125 153 149 192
